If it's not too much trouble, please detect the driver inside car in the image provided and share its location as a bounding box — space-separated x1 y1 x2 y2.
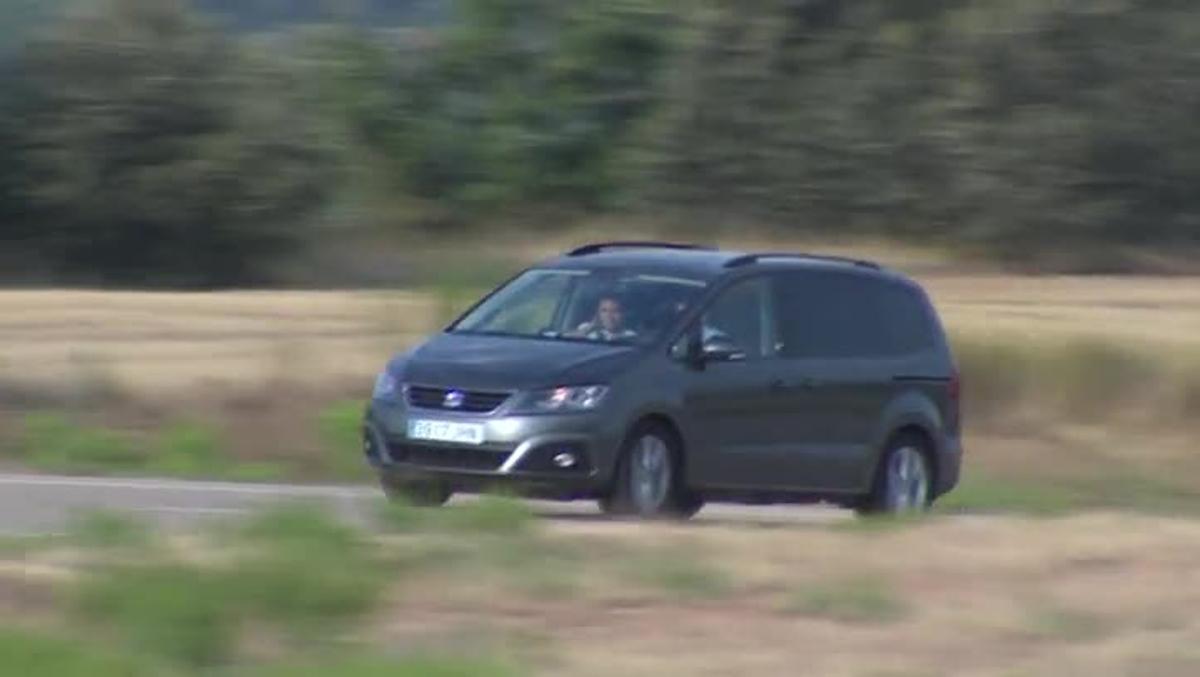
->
573 295 638 342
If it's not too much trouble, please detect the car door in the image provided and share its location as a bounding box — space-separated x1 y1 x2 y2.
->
679 276 814 488
771 271 896 492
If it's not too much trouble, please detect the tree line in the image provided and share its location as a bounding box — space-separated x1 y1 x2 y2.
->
1 0 1197 285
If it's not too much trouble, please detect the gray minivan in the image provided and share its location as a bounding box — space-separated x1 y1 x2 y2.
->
363 242 962 518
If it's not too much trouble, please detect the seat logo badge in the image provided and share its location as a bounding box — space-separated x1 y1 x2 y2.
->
444 390 465 409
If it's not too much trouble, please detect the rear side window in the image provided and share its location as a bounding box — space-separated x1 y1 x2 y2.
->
772 271 935 358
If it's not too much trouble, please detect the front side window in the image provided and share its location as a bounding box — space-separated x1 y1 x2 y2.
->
696 276 776 359
451 269 707 345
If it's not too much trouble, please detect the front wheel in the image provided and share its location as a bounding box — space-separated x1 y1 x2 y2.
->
380 474 452 507
600 423 703 519
856 435 932 517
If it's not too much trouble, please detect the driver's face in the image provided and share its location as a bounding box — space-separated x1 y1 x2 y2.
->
597 299 623 331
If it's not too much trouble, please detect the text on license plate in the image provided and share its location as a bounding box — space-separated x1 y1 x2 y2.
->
407 419 485 445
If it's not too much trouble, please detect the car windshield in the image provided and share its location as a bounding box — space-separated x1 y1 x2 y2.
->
450 269 708 345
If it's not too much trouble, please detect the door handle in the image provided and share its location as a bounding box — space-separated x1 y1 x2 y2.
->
769 378 822 391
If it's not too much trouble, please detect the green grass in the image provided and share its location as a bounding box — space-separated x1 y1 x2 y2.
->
0 533 60 557
936 475 1083 516
937 468 1200 517
630 549 733 601
953 333 1191 424
147 422 225 477
834 512 931 534
785 576 908 624
438 494 536 535
64 510 156 551
73 562 239 667
246 653 523 677
221 502 387 635
317 400 371 480
13 413 293 482
17 413 145 474
1026 605 1112 642
72 502 389 668
0 628 153 677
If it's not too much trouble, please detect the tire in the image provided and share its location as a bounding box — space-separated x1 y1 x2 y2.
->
599 421 703 519
380 474 452 507
856 433 933 517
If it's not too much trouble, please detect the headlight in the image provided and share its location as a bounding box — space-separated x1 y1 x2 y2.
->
512 385 609 413
373 371 400 400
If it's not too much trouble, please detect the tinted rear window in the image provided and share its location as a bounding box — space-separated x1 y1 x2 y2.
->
772 271 935 358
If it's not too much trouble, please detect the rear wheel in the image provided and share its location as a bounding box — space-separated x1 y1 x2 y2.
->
600 422 703 519
856 434 932 517
380 474 452 507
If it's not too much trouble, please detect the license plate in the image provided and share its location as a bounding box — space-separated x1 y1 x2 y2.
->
407 419 485 446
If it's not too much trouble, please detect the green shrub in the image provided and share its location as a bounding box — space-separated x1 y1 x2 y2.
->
1026 605 1112 642
632 550 733 601
439 494 535 536
222 502 386 635
247 653 522 677
148 422 224 477
936 475 1081 516
65 510 156 551
786 576 908 624
0 628 152 677
1044 339 1156 419
954 337 1037 418
19 413 144 474
231 501 362 556
73 563 238 667
73 503 390 666
317 400 370 479
376 496 433 533
225 461 288 482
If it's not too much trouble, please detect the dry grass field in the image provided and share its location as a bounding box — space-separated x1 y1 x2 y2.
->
0 267 1198 506
1 275 1197 392
1 262 1199 675
6 500 1200 677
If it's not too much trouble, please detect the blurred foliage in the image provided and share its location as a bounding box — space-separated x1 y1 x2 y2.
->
244 654 522 677
64 508 159 550
0 628 153 677
74 502 387 668
13 413 291 479
316 400 371 479
785 575 909 624
1 0 1199 284
14 0 332 286
74 562 240 667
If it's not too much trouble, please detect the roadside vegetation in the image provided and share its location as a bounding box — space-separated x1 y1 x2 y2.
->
2 275 1200 515
3 0 1200 287
4 499 1200 676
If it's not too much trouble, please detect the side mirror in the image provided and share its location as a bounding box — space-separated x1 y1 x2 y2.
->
701 339 747 363
675 326 746 365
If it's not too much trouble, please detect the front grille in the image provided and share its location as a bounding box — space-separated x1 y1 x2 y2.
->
390 443 511 472
406 385 511 413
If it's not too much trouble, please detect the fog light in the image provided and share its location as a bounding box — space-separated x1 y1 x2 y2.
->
552 452 577 469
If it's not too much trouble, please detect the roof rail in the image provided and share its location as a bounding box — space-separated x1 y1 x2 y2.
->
724 252 882 270
567 241 712 257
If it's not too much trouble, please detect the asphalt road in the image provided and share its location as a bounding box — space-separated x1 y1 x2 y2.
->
0 473 850 535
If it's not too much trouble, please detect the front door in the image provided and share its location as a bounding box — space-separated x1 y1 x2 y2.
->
680 276 815 488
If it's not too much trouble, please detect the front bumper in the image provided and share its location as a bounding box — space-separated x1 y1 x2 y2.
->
363 398 623 492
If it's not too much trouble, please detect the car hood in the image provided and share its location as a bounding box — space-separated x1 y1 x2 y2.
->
394 332 641 391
